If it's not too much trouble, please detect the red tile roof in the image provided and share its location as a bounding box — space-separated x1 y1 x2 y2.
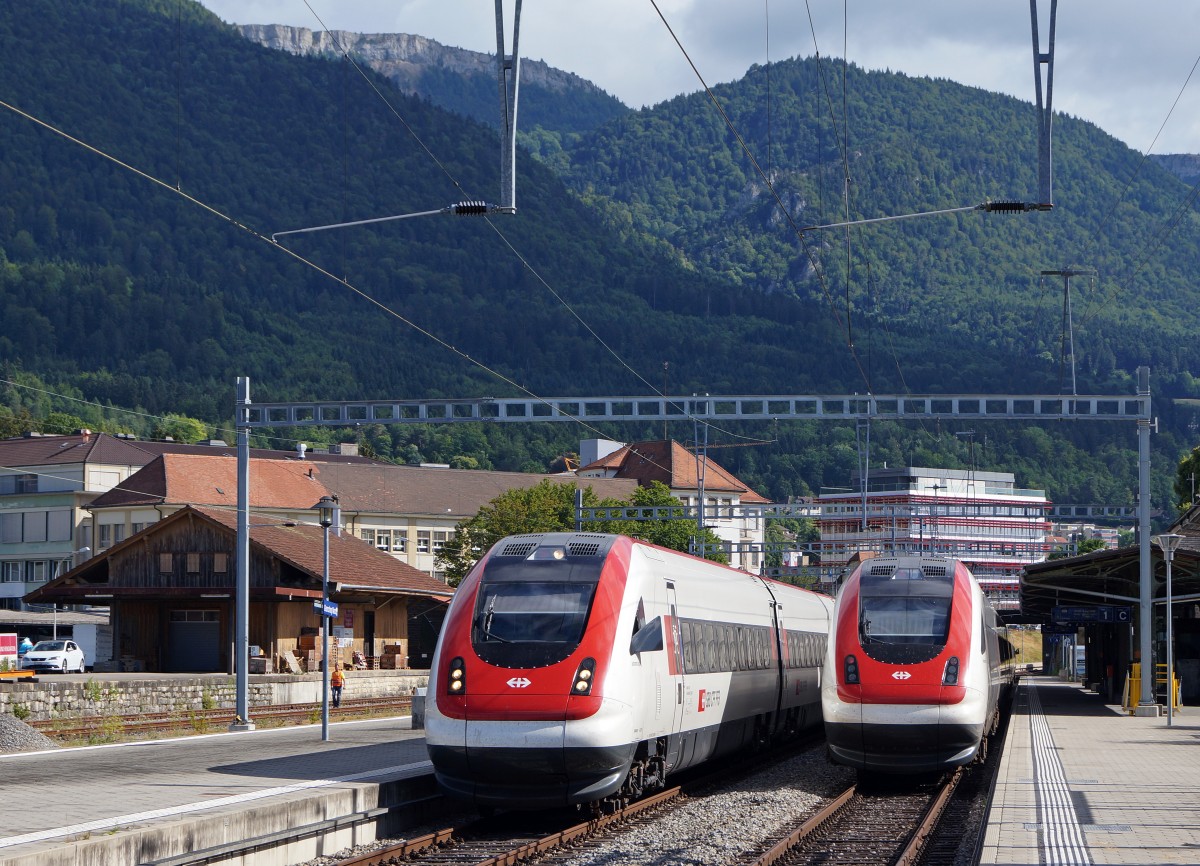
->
193 506 447 595
88 454 332 509
577 440 769 503
90 457 640 516
0 431 379 471
28 504 449 600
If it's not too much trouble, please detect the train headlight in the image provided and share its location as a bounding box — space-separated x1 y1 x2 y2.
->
571 657 596 696
942 655 960 686
447 656 466 695
843 654 859 685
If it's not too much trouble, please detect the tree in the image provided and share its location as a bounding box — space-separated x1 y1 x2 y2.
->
437 480 621 586
624 481 728 564
152 414 209 444
1174 445 1200 511
436 479 729 586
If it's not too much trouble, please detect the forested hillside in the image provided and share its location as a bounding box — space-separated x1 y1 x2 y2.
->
556 58 1200 396
0 0 1193 513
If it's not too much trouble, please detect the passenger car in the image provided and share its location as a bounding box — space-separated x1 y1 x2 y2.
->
20 639 86 673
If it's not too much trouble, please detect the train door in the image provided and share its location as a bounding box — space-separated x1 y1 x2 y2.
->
666 581 686 733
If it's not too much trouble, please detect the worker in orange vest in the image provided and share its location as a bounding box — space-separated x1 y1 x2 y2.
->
331 667 345 708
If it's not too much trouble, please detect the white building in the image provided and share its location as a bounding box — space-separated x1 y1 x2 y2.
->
576 438 770 572
816 466 1051 610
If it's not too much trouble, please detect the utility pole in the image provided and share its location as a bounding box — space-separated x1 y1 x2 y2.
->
1042 268 1095 397
1030 0 1058 208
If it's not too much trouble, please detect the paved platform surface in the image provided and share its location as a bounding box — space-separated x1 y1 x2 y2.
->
981 677 1200 865
0 716 432 865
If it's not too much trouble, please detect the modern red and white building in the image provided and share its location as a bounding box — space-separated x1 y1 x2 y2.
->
816 467 1052 610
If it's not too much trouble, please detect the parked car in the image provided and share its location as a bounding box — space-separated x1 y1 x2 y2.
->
20 640 86 673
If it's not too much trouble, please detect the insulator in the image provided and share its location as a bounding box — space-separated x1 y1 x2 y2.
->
452 201 491 216
983 200 1033 213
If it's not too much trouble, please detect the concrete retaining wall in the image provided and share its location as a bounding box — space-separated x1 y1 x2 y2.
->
0 671 429 722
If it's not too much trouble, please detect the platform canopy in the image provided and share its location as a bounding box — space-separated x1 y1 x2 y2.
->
1021 542 1200 622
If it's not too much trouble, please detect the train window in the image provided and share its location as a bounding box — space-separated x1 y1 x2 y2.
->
700 618 710 676
860 596 951 646
737 627 747 671
681 621 695 673
471 580 597 667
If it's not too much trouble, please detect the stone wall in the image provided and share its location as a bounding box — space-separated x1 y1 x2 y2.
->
0 670 429 722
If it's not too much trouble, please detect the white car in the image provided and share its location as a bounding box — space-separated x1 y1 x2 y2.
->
21 640 86 674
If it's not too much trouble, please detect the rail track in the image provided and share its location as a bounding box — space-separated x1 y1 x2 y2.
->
333 786 685 866
740 773 960 866
28 695 413 740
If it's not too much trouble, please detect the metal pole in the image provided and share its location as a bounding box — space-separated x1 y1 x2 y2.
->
322 519 331 742
1167 552 1175 726
231 377 254 731
1136 367 1156 714
1154 533 1182 725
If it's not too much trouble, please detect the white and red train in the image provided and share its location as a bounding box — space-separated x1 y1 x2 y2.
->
425 532 833 811
821 555 1015 775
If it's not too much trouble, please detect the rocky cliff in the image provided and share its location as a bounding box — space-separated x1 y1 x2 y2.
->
238 24 626 133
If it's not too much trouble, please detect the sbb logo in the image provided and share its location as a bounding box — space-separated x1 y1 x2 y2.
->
697 689 722 711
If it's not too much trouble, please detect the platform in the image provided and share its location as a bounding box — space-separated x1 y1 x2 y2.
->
0 716 435 866
981 677 1200 865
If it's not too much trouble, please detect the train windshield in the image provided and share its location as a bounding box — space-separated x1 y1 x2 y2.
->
858 565 954 662
472 573 602 667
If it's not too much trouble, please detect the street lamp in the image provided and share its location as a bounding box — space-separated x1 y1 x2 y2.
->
317 495 337 742
1153 533 1183 726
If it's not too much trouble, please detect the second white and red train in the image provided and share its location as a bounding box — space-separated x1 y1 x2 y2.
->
821 554 1015 775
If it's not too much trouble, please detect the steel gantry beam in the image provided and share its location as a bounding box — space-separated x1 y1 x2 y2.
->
243 391 1150 428
236 367 1158 714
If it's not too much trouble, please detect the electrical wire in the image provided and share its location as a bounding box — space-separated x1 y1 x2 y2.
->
1076 49 1200 327
649 0 872 393
0 98 742 482
296 1 772 449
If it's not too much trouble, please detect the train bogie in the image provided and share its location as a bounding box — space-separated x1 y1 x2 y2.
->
425 532 832 810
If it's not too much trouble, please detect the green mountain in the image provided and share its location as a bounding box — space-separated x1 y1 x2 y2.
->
0 0 1191 512
555 57 1200 395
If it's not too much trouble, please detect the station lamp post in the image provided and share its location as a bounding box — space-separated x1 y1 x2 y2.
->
317 496 337 742
1153 533 1182 726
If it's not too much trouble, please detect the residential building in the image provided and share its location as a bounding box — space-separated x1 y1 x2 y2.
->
26 505 447 672
0 431 376 610
575 439 770 572
86 455 639 581
817 466 1052 610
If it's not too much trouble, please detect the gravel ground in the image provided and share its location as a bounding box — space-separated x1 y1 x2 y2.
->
290 749 853 866
550 750 854 866
0 713 58 753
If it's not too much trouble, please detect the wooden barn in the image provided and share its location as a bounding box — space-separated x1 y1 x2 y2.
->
24 505 449 673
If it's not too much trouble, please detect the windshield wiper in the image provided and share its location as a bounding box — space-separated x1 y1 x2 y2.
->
480 598 510 643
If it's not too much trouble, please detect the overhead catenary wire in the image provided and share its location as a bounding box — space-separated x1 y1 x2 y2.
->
0 99 740 482
649 0 871 393
286 1 772 449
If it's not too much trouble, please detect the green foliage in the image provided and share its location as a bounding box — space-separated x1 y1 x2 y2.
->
1174 444 1200 510
0 1 1193 517
436 479 728 585
437 480 604 585
11 703 30 721
624 481 728 563
152 413 209 444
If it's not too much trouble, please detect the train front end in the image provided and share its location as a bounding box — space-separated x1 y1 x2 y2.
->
425 533 636 810
822 557 989 774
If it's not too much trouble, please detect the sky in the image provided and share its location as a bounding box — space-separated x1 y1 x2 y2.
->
197 1 1200 156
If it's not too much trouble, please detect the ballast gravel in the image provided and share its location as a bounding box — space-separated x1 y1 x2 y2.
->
551 750 854 866
0 712 58 753
292 750 853 866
